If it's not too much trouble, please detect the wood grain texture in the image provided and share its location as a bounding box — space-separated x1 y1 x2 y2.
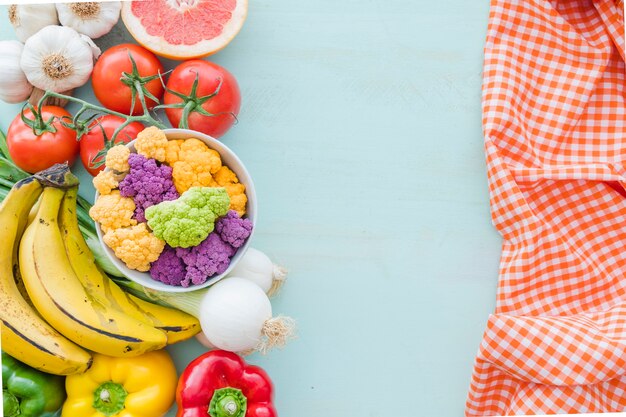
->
0 1 498 415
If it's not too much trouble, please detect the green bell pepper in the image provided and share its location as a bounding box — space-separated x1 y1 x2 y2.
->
2 353 66 417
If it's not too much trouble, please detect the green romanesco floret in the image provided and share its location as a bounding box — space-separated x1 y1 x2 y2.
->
145 187 230 248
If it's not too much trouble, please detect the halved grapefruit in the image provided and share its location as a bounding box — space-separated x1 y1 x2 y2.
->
121 0 248 60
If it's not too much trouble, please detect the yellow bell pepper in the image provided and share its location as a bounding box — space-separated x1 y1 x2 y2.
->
62 350 177 417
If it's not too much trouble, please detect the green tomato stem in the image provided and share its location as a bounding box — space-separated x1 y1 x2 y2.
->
40 91 129 119
20 103 57 136
134 80 151 119
179 100 196 129
37 91 166 144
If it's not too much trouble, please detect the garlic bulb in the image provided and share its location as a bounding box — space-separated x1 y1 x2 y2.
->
20 26 101 93
56 2 121 39
228 248 288 295
8 4 59 43
28 87 74 108
0 41 33 104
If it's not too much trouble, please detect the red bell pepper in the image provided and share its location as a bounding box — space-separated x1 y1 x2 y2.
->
176 350 277 417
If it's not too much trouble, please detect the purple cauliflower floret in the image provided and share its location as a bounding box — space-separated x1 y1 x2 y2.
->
175 233 236 287
149 245 186 286
119 153 179 222
215 210 253 248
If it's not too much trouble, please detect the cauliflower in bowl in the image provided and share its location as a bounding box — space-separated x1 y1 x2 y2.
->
90 127 255 289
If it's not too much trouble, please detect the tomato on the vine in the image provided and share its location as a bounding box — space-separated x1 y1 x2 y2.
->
163 60 241 138
92 44 164 115
79 115 144 176
7 106 79 174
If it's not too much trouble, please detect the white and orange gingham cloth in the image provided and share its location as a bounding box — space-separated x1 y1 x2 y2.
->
465 0 626 415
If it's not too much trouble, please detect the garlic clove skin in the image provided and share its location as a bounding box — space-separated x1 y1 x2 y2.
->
56 2 122 39
80 34 102 61
0 40 33 104
20 26 95 93
8 4 59 43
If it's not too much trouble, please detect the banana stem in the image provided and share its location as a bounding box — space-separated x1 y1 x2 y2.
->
34 163 79 189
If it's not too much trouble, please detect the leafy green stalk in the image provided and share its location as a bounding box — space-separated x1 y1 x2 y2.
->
112 277 205 316
0 130 10 160
79 223 124 277
0 129 122 277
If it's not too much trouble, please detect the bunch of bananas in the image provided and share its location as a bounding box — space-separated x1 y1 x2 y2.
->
1 164 200 375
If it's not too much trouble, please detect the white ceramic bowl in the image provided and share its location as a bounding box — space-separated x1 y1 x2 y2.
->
95 128 257 293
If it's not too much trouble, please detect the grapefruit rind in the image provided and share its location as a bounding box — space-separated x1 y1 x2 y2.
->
121 0 248 60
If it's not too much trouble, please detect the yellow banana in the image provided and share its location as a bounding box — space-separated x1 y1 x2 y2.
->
59 188 200 344
13 225 35 310
0 178 92 375
26 194 40 226
20 186 167 357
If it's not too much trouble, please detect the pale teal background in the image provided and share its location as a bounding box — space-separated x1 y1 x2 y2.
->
0 1 499 416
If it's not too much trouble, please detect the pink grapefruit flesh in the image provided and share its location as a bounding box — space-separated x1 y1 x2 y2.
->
121 0 248 60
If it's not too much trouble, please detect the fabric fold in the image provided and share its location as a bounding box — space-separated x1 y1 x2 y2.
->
467 0 626 414
468 306 626 415
479 309 626 387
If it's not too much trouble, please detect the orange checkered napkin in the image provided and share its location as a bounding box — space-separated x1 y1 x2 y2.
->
466 0 626 415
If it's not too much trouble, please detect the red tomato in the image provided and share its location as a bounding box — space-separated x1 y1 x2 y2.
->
7 106 79 174
79 115 144 176
164 60 241 138
92 44 164 115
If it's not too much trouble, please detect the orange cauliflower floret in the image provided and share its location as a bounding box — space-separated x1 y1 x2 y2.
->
92 170 119 195
214 166 247 216
135 126 167 162
103 223 165 272
165 138 222 194
105 145 131 173
89 190 137 233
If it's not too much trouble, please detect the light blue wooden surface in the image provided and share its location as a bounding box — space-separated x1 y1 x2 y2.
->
0 1 499 415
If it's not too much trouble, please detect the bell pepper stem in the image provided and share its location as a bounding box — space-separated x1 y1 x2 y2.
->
93 382 128 417
3 390 20 417
209 388 247 417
